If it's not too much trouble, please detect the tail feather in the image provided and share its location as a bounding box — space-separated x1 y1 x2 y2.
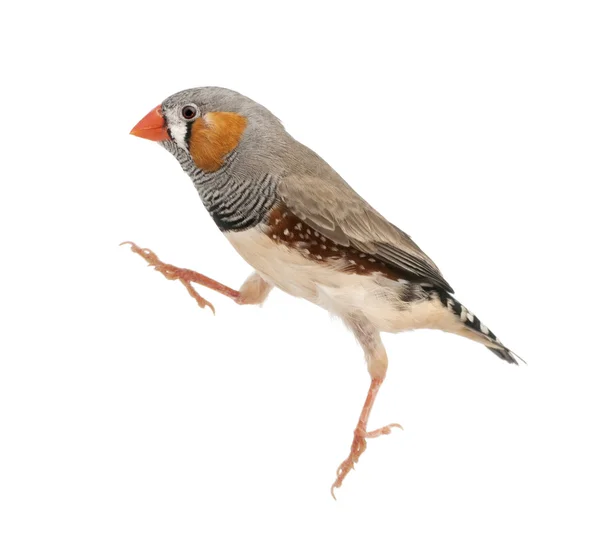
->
433 290 521 365
487 346 519 365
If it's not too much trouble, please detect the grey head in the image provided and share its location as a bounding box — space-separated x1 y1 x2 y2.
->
130 87 298 231
130 86 345 232
159 87 292 178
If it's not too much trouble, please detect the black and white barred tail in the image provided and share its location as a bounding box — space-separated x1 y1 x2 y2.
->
433 290 520 365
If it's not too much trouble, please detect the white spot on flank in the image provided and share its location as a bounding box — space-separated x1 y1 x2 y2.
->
307 229 311 235
320 236 326 242
314 231 320 238
274 218 281 225
480 323 489 334
282 212 288 218
460 308 468 321
359 253 366 258
320 244 327 250
466 312 475 323
331 246 339 252
226 227 480 337
295 223 302 230
283 229 290 236
369 258 376 263
349 259 356 265
316 255 323 260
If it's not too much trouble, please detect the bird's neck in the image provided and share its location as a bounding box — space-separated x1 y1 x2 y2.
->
164 143 278 232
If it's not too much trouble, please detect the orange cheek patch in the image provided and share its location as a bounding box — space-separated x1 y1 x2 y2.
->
188 112 248 172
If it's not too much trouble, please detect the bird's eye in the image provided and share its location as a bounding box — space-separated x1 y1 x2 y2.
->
181 105 198 120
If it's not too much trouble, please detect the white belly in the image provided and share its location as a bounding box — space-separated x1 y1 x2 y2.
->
226 227 461 334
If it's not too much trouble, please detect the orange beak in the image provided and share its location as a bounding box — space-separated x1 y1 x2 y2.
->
130 105 170 141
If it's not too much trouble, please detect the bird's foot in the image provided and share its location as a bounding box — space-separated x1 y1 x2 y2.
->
330 422 402 499
121 241 241 313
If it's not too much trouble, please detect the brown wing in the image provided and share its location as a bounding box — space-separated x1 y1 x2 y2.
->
278 173 454 293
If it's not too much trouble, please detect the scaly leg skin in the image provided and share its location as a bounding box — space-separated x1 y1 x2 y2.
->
331 378 402 498
331 317 402 499
121 242 273 313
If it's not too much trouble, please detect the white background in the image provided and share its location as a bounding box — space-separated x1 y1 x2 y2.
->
1 1 599 549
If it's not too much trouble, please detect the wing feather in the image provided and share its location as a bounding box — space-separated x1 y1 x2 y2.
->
279 173 454 293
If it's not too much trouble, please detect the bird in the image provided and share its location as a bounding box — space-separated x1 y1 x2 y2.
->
125 86 520 497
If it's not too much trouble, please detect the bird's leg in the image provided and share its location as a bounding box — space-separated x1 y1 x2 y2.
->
121 242 272 313
331 319 402 498
331 378 402 497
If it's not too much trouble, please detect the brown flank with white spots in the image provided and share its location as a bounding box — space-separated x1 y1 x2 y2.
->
267 206 424 283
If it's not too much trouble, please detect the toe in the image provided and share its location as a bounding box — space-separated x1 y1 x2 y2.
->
363 422 403 438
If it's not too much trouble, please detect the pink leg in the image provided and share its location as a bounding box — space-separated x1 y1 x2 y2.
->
121 242 271 313
331 377 402 498
331 317 402 498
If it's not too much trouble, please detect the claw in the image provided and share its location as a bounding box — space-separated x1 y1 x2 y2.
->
180 279 216 314
331 420 401 499
121 241 218 314
363 423 403 438
121 242 162 267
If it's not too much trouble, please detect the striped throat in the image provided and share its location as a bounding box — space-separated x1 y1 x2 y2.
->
161 140 278 232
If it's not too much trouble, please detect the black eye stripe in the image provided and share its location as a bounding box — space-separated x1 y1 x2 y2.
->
184 120 192 145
